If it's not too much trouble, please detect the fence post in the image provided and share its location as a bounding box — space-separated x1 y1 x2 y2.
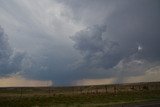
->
20 87 22 98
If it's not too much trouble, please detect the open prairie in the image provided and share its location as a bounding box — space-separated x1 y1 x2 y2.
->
0 82 160 107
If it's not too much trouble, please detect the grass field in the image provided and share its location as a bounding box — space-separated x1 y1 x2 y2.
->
0 82 160 107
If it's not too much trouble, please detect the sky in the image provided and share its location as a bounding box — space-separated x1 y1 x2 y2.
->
0 0 160 86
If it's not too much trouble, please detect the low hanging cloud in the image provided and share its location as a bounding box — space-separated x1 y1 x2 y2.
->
69 0 160 85
0 0 160 86
71 25 121 70
71 19 160 83
71 23 160 84
71 25 134 79
0 26 25 76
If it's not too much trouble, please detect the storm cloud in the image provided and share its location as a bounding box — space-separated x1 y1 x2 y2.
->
0 0 160 86
70 0 160 82
0 26 25 76
71 25 121 69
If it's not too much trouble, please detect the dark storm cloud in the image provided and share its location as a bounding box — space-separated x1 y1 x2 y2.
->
22 0 160 84
70 0 160 80
71 25 121 69
0 26 25 76
0 0 160 86
106 0 160 61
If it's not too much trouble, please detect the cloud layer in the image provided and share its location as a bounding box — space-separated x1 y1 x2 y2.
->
70 0 160 83
0 0 160 86
0 26 25 76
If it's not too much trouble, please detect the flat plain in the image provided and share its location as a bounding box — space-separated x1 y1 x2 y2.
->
0 82 160 107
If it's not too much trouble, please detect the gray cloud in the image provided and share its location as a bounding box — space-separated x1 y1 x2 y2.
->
0 0 160 85
0 26 25 76
71 25 121 69
0 0 81 85
70 0 160 82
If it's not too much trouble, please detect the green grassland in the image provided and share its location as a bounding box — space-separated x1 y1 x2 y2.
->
0 82 160 107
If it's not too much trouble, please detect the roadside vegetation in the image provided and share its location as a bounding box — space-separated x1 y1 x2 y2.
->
0 89 160 107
